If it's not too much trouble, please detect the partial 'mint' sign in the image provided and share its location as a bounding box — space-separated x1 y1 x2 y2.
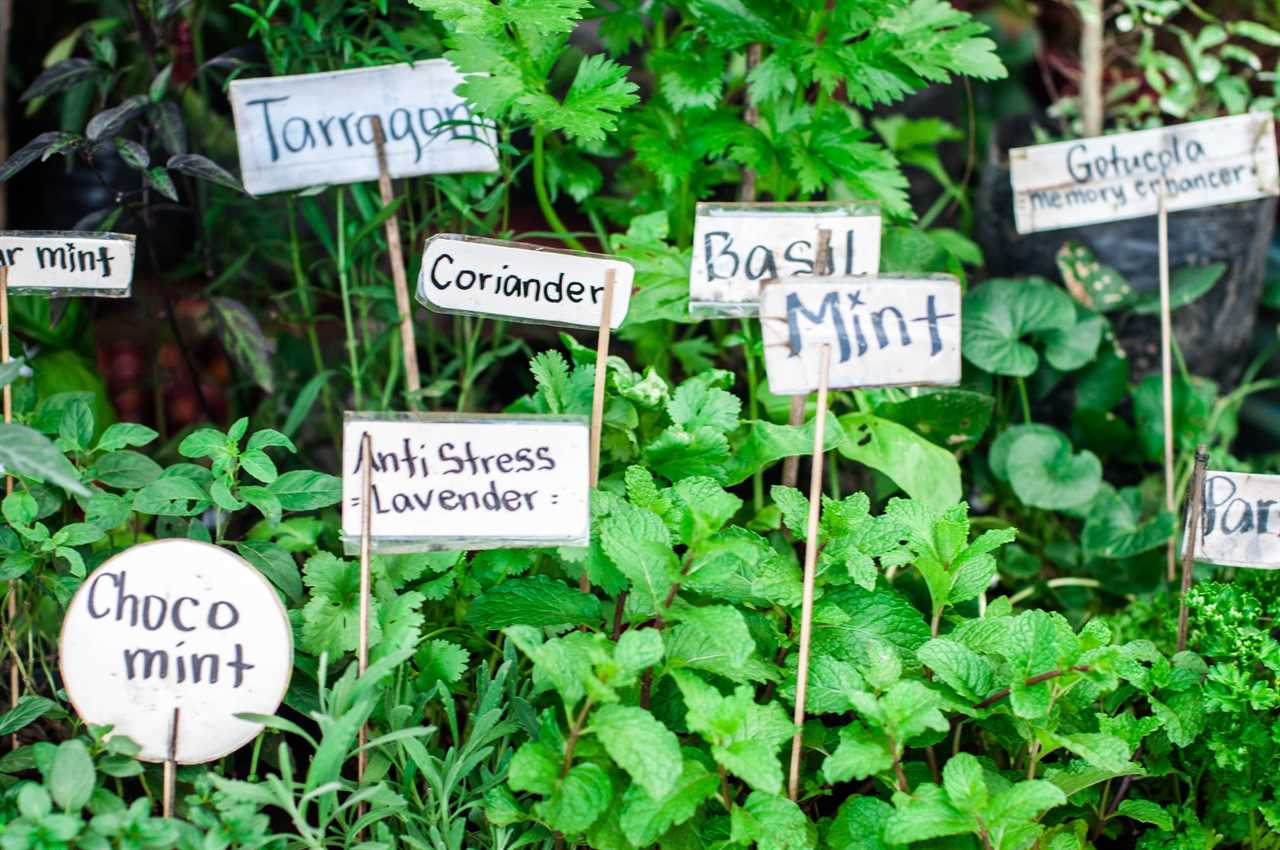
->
1189 470 1280 569
0 231 135 296
761 277 961 395
59 540 292 763
1010 112 1280 233
417 235 633 328
342 414 590 551
689 202 881 315
229 61 498 195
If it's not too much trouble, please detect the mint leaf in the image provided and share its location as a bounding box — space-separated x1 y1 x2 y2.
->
590 704 681 800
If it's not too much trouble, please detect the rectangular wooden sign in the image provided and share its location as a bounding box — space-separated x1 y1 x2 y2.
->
229 61 498 196
417 234 633 328
689 202 881 316
1010 112 1280 233
341 413 590 551
0 231 135 296
760 276 961 395
1188 470 1280 568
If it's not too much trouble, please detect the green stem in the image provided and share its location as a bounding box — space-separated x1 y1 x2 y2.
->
336 189 363 409
1015 377 1032 424
740 319 763 512
532 127 586 251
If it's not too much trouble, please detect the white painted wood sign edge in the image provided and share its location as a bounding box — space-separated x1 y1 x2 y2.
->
0 230 136 297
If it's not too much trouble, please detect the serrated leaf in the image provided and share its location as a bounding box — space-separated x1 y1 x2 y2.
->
591 704 681 800
467 575 602 629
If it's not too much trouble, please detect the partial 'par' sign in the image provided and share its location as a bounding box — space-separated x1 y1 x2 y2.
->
1189 470 1280 568
417 235 633 328
59 540 292 763
1011 112 1280 233
0 231 135 296
689 202 881 316
229 61 498 196
761 277 961 395
342 414 590 551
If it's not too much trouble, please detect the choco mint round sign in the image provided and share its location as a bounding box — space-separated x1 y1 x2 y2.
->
59 540 292 763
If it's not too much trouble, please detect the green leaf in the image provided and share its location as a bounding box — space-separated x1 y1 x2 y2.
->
1131 263 1225 314
918 638 993 702
1082 487 1174 559
234 540 303 603
1132 374 1215 462
238 449 278 484
987 778 1066 822
837 413 961 510
1116 798 1173 830
1055 241 1135 312
884 784 973 843
619 758 718 846
942 752 988 813
1005 428 1101 511
730 790 815 850
509 740 559 795
90 450 162 489
824 723 893 783
95 423 158 453
268 470 341 511
811 585 930 669
3 491 37 527
467 576 602 629
600 502 677 615
0 696 56 736
414 639 471 690
48 740 95 812
131 476 210 516
178 428 227 460
518 53 638 144
874 389 993 451
591 705 681 800
535 761 612 834
665 604 759 682
961 277 1075 377
1057 733 1133 773
167 153 244 192
0 424 88 495
721 412 845 485
210 296 275 393
669 381 740 433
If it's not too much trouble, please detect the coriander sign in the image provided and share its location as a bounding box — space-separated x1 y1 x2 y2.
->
229 61 498 196
689 202 881 315
417 235 633 328
761 277 961 395
1187 470 1280 569
1010 112 1280 233
0 231 135 296
59 540 292 763
342 414 591 551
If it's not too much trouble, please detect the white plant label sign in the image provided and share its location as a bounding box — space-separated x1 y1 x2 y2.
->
229 61 498 196
0 231 135 296
689 202 881 316
761 277 961 395
342 414 590 551
59 540 292 763
1010 112 1280 233
1189 470 1280 568
417 235 633 328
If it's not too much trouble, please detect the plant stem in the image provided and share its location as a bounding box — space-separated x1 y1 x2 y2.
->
718 764 734 812
561 699 593 778
531 127 586 251
1015 377 1032 424
336 188 363 408
740 319 763 512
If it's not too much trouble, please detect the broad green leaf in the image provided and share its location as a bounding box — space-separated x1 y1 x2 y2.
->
1081 487 1174 559
235 540 303 603
729 790 814 850
962 277 1075 377
918 638 993 702
838 413 961 510
1132 263 1225 314
1005 428 1102 511
823 723 892 783
0 424 88 495
0 696 56 736
942 752 988 813
590 704 681 800
268 470 341 511
509 740 559 795
48 740 94 812
90 450 162 489
873 389 994 451
619 758 718 846
1055 241 1135 311
210 296 275 393
600 502 677 615
535 761 612 834
1116 798 1173 830
468 576 602 629
884 783 973 843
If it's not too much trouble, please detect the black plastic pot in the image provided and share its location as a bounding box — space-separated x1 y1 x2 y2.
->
976 114 1278 386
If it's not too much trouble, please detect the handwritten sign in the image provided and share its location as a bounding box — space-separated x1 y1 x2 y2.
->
417 235 633 328
1011 112 1280 233
0 231 135 296
59 540 292 762
689 202 881 316
1187 470 1280 568
342 414 590 551
229 61 498 196
761 277 961 395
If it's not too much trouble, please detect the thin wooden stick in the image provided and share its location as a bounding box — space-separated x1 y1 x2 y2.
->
788 344 831 802
740 43 762 202
2 266 15 750
781 229 831 489
162 706 179 817
357 433 373 784
371 117 422 411
1158 187 1176 583
581 270 616 591
1177 446 1209 653
1079 0 1104 138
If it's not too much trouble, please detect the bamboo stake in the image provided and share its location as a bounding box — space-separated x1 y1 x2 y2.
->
357 432 373 784
1158 188 1177 583
1177 446 1209 653
2 266 15 750
371 117 422 411
581 270 617 592
787 344 831 802
162 707 179 817
1080 0 1104 138
741 43 762 203
781 229 831 489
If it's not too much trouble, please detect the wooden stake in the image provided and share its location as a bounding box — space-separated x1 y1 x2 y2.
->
2 266 16 749
1079 0 1104 139
788 344 831 802
1158 188 1177 583
581 270 616 592
781 229 831 489
1177 446 1209 653
162 706 179 817
370 117 422 411
357 432 373 783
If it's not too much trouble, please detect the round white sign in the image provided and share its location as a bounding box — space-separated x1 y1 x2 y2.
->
60 539 293 763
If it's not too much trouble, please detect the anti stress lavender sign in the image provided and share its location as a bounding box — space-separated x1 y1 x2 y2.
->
1010 112 1279 233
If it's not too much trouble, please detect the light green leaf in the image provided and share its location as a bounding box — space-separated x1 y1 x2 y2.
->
590 704 681 800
